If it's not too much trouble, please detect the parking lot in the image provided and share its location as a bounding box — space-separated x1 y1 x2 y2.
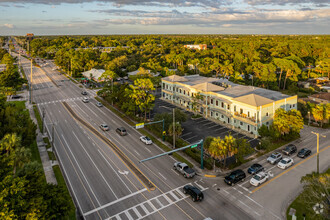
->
152 99 260 148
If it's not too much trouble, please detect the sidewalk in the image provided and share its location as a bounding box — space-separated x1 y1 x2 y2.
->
25 101 57 185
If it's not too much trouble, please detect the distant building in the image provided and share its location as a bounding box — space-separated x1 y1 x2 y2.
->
81 68 105 82
308 93 330 104
184 44 208 50
26 33 34 41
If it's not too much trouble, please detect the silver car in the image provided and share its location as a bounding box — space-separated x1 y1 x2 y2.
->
267 152 282 164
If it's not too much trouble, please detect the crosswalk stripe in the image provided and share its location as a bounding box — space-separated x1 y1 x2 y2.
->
164 194 173 204
147 201 157 212
154 198 163 208
140 204 149 215
124 211 133 220
132 207 142 219
169 191 180 201
175 188 186 198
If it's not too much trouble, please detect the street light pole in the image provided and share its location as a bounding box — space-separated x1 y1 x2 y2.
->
308 111 311 126
42 107 45 134
173 108 175 149
51 123 55 163
311 131 326 174
30 59 33 104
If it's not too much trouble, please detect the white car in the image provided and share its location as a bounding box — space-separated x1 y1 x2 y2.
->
250 172 269 186
100 124 109 131
277 157 294 169
82 97 89 103
140 136 152 145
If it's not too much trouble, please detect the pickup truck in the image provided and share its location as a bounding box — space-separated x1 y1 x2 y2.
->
173 162 196 178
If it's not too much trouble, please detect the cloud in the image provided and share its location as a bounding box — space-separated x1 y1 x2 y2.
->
0 0 233 8
2 23 15 28
244 0 329 6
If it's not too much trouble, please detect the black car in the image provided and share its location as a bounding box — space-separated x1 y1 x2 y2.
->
183 185 204 202
224 169 246 186
297 148 312 158
282 144 297 155
247 163 264 174
81 91 87 95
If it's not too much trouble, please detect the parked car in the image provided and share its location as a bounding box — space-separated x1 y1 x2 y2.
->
81 91 88 95
267 152 282 164
282 144 297 155
96 102 103 107
247 163 264 174
173 162 196 178
277 157 294 169
100 124 109 131
250 172 269 186
183 185 203 202
224 169 246 186
116 127 127 136
82 97 89 103
297 148 312 158
11 95 22 99
140 136 152 145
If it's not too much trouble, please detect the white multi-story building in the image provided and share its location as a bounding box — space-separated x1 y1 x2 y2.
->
161 75 297 137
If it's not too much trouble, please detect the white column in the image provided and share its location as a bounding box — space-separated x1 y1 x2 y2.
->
259 106 262 126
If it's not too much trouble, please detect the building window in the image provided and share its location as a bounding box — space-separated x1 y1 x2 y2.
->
216 100 219 106
234 120 236 123
166 85 168 89
176 88 178 92
184 90 186 95
266 112 269 116
184 101 186 104
234 105 236 112
173 87 175 91
221 102 224 108
188 92 190 96
179 89 182 93
211 99 213 104
216 113 218 117
240 108 243 114
240 122 243 126
255 127 257 131
211 111 213 117
248 112 250 117
227 105 230 110
162 83 165 88
221 115 224 118
266 122 269 125
191 92 194 97
293 104 295 108
290 105 292 108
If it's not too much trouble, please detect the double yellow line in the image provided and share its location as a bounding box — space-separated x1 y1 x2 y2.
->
252 145 330 193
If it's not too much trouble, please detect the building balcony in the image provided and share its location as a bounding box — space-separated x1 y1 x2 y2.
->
233 112 259 124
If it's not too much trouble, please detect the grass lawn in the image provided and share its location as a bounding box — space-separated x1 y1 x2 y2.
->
53 165 76 220
10 100 26 108
33 104 43 133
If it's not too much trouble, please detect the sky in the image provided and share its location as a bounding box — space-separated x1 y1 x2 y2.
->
0 0 329 35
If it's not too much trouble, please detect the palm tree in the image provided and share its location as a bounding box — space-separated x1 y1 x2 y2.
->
13 147 31 175
209 137 228 168
168 123 183 140
312 104 326 127
0 133 21 156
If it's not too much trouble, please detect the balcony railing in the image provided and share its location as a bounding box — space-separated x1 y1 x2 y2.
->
234 112 258 123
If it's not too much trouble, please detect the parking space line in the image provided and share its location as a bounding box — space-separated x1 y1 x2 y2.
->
214 127 227 132
207 124 221 129
201 121 215 126
181 132 192 137
248 138 257 143
184 135 198 141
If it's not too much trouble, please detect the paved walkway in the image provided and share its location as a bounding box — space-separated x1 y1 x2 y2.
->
26 101 57 185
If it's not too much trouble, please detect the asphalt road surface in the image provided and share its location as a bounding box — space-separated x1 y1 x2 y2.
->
12 51 254 220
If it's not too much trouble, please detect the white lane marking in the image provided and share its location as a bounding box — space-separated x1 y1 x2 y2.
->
134 150 140 156
158 172 167 180
214 127 227 132
244 195 263 208
97 149 132 193
154 198 164 208
171 169 180 176
144 147 151 153
169 191 179 201
140 204 149 215
181 132 192 137
61 134 103 209
124 211 134 220
184 135 198 141
202 121 215 126
83 187 147 216
175 188 186 198
223 189 229 194
72 131 118 200
207 124 221 129
133 207 142 219
239 200 260 217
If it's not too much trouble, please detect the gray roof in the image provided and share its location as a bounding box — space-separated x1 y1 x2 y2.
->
162 74 291 102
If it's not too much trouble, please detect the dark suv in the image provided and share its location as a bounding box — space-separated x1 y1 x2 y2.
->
282 144 297 155
224 169 246 186
183 185 204 202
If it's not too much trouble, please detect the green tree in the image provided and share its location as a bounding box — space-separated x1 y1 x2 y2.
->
312 104 328 127
126 78 155 120
168 123 183 141
191 92 203 115
273 108 303 136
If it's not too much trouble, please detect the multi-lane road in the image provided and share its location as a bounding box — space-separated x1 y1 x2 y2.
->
10 46 330 220
13 52 255 220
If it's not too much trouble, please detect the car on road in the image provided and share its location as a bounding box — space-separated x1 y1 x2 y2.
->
250 172 269 186
173 162 196 178
183 185 203 202
267 152 282 164
297 148 312 158
277 157 294 169
100 124 109 131
247 163 264 174
224 169 246 186
96 102 103 107
140 136 152 145
282 144 297 155
116 127 127 136
81 91 88 95
82 97 89 103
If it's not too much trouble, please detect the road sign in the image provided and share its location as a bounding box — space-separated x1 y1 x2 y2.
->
191 144 198 148
136 123 144 129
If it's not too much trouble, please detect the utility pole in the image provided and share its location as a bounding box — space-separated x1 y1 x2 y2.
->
70 58 72 76
18 50 21 73
311 131 326 174
112 78 114 106
51 123 55 163
30 59 33 104
308 111 311 126
173 108 175 149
